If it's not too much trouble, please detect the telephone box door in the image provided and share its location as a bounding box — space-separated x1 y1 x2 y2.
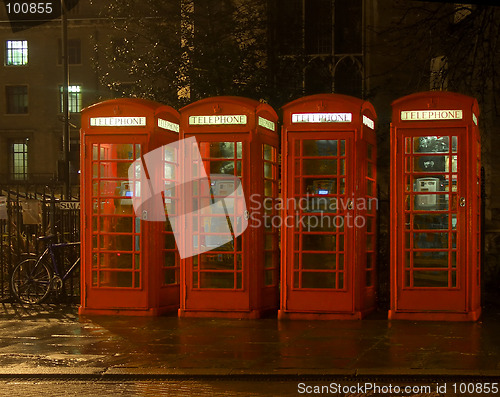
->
183 136 249 311
395 129 466 311
84 137 148 309
284 132 354 312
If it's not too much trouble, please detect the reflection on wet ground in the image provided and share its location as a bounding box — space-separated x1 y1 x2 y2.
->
0 303 499 374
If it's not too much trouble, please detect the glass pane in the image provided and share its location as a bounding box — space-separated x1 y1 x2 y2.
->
413 232 448 249
98 216 134 233
413 136 449 153
302 159 337 175
303 140 337 157
302 253 336 269
264 180 273 197
414 193 449 211
367 143 373 159
164 146 176 162
413 214 449 230
200 272 234 288
413 251 448 268
367 162 373 178
264 163 273 178
304 178 337 195
236 142 242 158
99 234 133 251
99 253 134 269
264 269 274 286
164 268 177 285
99 271 133 288
164 234 176 249
200 253 234 270
200 142 235 158
264 253 274 268
108 144 137 160
302 272 336 289
301 216 341 232
210 161 234 175
366 271 372 287
263 144 273 161
413 271 449 287
164 251 176 267
413 156 448 172
302 234 336 251
264 234 273 250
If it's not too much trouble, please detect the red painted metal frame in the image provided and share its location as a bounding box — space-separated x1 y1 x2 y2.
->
178 96 279 318
389 91 481 321
278 94 377 320
79 98 180 316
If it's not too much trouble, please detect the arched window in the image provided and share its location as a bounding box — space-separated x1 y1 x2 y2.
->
334 56 362 98
305 59 332 95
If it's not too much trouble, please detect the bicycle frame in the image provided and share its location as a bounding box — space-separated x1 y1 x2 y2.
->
43 241 81 282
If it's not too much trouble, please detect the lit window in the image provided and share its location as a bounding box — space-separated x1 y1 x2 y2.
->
60 85 82 113
6 85 28 114
5 40 28 65
10 140 28 181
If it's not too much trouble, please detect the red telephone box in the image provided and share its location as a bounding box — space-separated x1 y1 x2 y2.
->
178 96 279 318
390 91 481 321
79 98 180 316
278 94 377 320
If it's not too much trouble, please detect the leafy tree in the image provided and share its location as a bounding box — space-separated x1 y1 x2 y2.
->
95 0 270 107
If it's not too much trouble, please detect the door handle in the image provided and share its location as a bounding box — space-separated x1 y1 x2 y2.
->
459 197 466 207
347 200 354 210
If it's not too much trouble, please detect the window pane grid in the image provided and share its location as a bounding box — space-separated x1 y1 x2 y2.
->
10 140 28 180
192 141 244 290
403 136 459 289
6 40 28 65
60 85 82 113
91 143 142 289
6 85 28 114
293 139 346 290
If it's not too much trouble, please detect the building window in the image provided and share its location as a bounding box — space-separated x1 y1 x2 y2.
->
58 38 81 65
5 40 28 65
305 0 332 55
305 59 332 95
10 140 28 181
334 56 362 98
60 85 82 113
6 85 28 114
334 0 362 54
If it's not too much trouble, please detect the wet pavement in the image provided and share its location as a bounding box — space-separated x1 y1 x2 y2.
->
0 303 499 378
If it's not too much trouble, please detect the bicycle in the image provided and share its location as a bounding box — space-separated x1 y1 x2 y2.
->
10 235 80 304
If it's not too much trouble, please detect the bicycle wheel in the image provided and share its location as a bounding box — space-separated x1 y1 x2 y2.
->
11 258 52 304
